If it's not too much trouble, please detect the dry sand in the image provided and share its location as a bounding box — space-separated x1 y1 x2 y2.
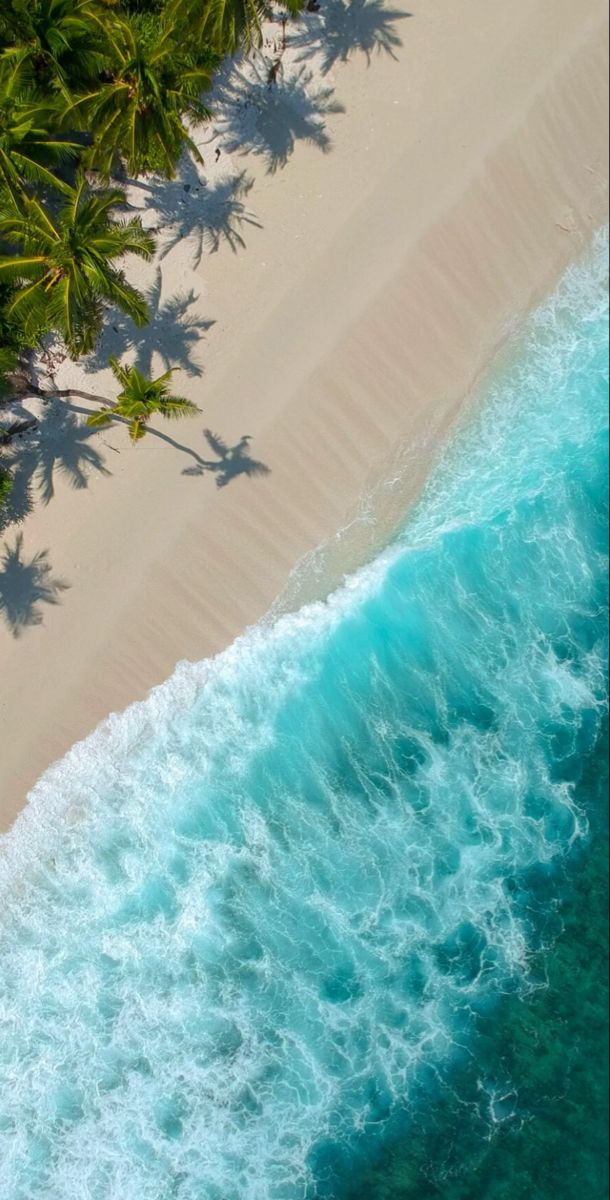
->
0 0 608 832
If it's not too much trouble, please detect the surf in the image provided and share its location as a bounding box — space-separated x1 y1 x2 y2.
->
0 233 607 1200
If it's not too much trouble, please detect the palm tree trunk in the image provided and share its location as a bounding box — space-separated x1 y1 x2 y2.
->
6 367 106 407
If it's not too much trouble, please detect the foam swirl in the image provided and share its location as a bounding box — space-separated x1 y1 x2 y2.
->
0 234 607 1199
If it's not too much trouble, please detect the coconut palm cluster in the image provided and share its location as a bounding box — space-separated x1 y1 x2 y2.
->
0 0 302 464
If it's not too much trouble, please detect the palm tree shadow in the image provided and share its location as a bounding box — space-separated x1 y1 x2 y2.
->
215 58 345 174
149 169 263 265
0 452 34 532
60 398 212 472
183 429 271 487
0 401 110 532
0 532 70 638
295 0 411 73
84 269 215 380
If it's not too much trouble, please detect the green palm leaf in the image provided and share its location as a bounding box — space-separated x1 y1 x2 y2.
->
0 0 117 96
65 15 212 179
87 362 200 443
158 397 200 419
0 68 82 201
166 0 268 52
108 355 131 389
85 408 113 428
0 257 48 281
0 179 154 357
129 419 147 443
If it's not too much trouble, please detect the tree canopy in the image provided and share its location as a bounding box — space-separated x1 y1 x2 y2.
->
0 175 155 355
87 357 199 441
0 0 305 447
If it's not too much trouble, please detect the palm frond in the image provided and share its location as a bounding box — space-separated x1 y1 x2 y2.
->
106 219 156 260
8 155 75 197
6 280 51 341
0 258 47 282
86 408 113 428
101 273 150 327
129 419 147 443
108 356 130 388
158 397 200 418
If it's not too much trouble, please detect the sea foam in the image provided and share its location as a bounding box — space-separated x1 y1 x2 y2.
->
0 234 607 1200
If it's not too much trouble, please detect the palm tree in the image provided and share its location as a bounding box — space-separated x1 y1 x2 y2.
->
167 0 303 54
64 18 212 179
166 0 266 54
87 357 199 442
0 76 81 203
0 0 112 98
0 176 155 357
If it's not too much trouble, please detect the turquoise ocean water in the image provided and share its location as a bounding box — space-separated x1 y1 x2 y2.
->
0 235 608 1199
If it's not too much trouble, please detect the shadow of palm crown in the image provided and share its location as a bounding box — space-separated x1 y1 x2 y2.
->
215 57 345 174
83 268 215 381
0 532 69 638
295 0 410 73
0 402 110 532
183 429 271 486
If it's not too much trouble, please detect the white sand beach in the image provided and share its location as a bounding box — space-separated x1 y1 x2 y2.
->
0 0 608 830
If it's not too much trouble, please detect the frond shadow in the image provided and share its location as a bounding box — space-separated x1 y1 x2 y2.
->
295 0 411 74
0 401 110 532
215 57 345 174
152 170 263 265
183 429 271 487
62 398 210 472
0 532 70 638
84 268 215 380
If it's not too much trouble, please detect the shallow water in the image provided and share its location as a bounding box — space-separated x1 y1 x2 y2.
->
0 235 608 1199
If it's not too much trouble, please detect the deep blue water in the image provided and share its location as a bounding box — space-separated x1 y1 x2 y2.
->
0 234 608 1199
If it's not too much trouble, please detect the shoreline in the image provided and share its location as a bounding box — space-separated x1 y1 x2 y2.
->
1 0 608 833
